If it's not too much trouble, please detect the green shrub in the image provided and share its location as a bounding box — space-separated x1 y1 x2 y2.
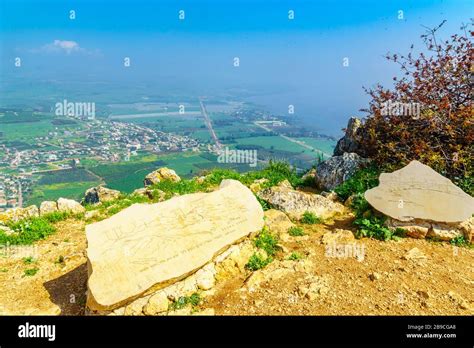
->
334 165 380 201
255 160 302 188
42 211 71 223
288 226 305 236
254 228 279 256
245 253 272 271
2 217 56 245
450 235 471 247
202 169 242 186
256 196 271 211
22 256 36 264
354 216 392 241
152 179 207 196
300 211 323 224
169 292 201 311
288 252 303 261
351 194 405 241
23 268 39 277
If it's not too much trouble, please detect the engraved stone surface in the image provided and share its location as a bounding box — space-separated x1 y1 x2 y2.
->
365 161 474 223
86 179 264 310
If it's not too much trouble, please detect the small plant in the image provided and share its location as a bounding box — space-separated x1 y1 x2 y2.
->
354 216 393 241
450 235 471 247
256 196 270 211
288 226 305 237
288 252 303 261
55 255 65 265
300 211 322 224
169 292 201 311
188 292 201 307
42 211 71 223
254 228 279 256
22 256 36 264
23 267 39 277
245 253 272 271
0 268 8 272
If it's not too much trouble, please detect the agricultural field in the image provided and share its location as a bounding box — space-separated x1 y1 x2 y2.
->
234 135 329 157
0 111 84 142
295 137 336 156
27 168 103 206
27 181 101 206
86 152 217 193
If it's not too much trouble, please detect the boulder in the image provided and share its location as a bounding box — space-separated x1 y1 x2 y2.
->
0 205 39 223
23 205 39 218
0 225 16 236
334 117 363 156
459 217 474 243
39 201 58 216
57 198 86 215
86 179 264 311
263 209 295 236
298 275 330 300
301 168 317 185
403 247 427 261
428 224 464 241
365 161 474 224
143 291 170 315
249 178 269 193
321 229 355 245
386 219 431 239
132 187 156 199
144 167 181 186
257 183 344 220
195 263 216 290
84 186 121 204
315 152 370 191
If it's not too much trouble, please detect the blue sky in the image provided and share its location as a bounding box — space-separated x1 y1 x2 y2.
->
0 0 472 135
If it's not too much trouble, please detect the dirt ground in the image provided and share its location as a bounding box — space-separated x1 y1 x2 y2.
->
204 216 474 316
0 219 87 315
0 214 472 316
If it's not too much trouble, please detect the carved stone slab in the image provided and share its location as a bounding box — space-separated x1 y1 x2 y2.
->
86 180 264 310
365 161 474 223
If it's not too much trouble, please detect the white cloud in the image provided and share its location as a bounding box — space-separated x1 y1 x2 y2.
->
42 40 83 54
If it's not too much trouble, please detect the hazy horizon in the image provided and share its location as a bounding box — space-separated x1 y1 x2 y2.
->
1 0 472 136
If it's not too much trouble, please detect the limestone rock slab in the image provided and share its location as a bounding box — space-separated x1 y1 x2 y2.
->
86 179 264 310
365 161 474 223
257 182 344 220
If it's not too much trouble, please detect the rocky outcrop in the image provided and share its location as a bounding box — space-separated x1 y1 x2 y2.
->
57 198 86 215
0 205 39 223
315 152 370 191
144 167 181 186
249 178 269 193
366 161 474 241
84 186 121 205
40 201 58 215
333 117 363 156
257 181 345 220
86 179 264 311
263 209 295 236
